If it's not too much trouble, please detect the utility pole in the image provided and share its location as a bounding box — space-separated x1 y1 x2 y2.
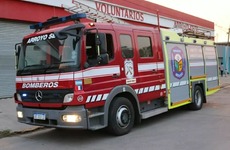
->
225 27 230 75
227 28 230 46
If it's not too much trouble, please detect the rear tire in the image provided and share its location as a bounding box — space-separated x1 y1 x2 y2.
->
189 86 204 110
107 97 135 136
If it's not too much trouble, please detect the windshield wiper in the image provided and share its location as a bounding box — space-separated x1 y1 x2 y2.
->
59 61 75 64
18 64 44 75
43 61 75 73
43 64 60 73
25 64 44 68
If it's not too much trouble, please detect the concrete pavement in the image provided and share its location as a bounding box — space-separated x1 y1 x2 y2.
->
0 76 230 137
220 75 230 88
0 98 41 137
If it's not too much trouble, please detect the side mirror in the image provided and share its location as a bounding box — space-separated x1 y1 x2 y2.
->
15 43 21 68
15 43 21 56
96 33 107 54
97 53 109 65
54 31 68 40
54 24 85 40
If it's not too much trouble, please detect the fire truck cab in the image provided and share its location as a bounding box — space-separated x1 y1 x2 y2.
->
15 13 220 135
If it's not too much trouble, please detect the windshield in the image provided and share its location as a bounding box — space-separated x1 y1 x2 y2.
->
17 32 81 75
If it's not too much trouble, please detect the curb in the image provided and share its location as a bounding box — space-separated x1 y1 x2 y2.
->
220 83 230 88
0 126 44 139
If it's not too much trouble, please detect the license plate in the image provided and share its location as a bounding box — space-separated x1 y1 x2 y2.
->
34 113 46 120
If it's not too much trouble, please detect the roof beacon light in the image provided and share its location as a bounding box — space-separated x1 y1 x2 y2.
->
30 13 86 30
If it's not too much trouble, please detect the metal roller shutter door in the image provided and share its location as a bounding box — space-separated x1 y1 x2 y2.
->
0 20 31 98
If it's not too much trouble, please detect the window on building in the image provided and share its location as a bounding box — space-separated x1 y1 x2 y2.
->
138 36 153 58
120 34 133 58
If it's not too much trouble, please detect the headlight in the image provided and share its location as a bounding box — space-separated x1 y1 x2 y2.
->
63 93 74 103
62 114 82 123
17 111 23 118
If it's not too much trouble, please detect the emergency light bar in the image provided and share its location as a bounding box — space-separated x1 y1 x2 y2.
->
30 13 86 30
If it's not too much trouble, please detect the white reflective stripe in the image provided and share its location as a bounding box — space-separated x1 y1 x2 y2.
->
96 94 102 101
18 76 31 82
91 95 97 102
157 62 165 70
86 96 92 103
207 76 218 81
21 77 32 82
207 77 212 81
144 87 149 93
86 93 109 103
180 80 187 86
32 76 44 81
16 77 22 82
17 66 120 82
45 75 59 80
206 61 217 66
161 84 166 89
139 88 144 94
173 82 179 87
138 62 164 72
74 72 83 79
149 86 155 92
190 62 204 67
17 73 72 82
102 93 109 100
86 83 167 103
171 80 189 88
138 63 157 72
135 84 165 95
155 85 160 90
213 76 218 80
83 66 120 78
60 73 73 80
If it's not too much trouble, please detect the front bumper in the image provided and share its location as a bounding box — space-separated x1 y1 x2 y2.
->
16 104 88 129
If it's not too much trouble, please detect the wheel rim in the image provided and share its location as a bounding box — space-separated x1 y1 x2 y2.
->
116 105 131 128
195 90 202 106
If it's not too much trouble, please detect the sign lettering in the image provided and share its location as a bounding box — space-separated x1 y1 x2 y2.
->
27 33 55 44
22 82 59 88
95 2 144 22
174 21 198 33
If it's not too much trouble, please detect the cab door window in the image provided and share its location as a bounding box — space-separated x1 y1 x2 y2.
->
86 33 114 67
120 34 133 58
138 36 153 58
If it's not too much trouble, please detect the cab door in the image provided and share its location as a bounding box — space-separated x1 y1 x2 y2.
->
133 30 165 102
116 31 137 85
82 30 121 106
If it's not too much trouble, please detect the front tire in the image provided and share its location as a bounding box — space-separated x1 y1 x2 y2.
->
189 86 204 110
108 97 135 136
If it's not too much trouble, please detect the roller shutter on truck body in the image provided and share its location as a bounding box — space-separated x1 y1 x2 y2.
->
0 20 31 98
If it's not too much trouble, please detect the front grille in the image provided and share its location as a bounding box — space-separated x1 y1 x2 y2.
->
17 89 73 103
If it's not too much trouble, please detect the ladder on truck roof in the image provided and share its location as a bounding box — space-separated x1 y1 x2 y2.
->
62 0 211 39
62 0 128 24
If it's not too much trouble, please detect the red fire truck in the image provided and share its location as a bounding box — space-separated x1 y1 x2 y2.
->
14 12 220 135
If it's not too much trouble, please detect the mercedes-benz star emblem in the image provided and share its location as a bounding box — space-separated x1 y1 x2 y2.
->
35 90 43 101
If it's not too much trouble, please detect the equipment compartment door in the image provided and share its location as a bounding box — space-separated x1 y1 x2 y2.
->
203 46 219 94
165 43 191 109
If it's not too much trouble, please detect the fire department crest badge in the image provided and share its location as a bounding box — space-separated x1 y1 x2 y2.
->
171 47 186 79
124 59 134 79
